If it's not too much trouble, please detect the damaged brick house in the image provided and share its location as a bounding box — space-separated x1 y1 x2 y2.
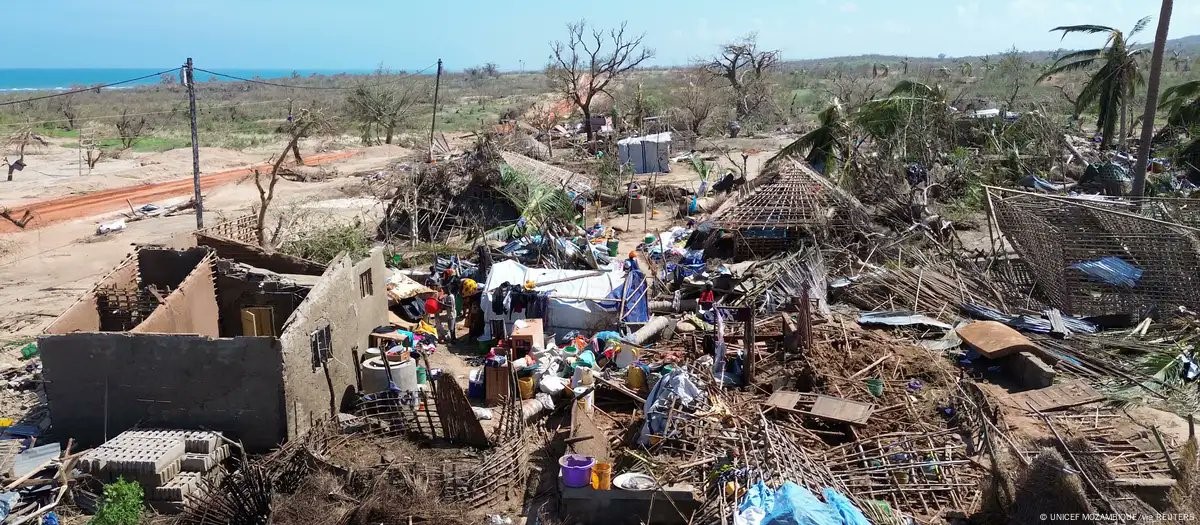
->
38 217 386 451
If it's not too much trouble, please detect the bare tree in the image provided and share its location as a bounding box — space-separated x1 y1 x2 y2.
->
55 94 78 131
528 107 561 158
547 20 654 142
705 34 780 121
256 108 333 246
114 109 147 149
3 127 42 182
997 47 1028 110
671 68 722 135
346 74 427 145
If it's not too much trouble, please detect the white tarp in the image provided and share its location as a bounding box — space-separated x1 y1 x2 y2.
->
617 132 672 174
481 259 625 339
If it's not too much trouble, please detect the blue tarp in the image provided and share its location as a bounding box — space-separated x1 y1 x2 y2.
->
600 268 650 323
762 482 840 525
822 488 871 525
735 482 871 525
1070 256 1143 288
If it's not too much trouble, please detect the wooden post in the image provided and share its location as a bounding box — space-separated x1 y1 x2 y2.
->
185 57 203 228
428 58 443 162
741 306 756 385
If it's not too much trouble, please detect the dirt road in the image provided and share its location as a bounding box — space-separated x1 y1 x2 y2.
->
0 150 361 233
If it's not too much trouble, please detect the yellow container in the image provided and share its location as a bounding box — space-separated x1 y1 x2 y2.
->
517 376 535 400
626 366 646 391
592 462 612 490
0 418 13 428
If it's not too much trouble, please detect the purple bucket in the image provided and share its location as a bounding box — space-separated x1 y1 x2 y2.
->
559 454 595 488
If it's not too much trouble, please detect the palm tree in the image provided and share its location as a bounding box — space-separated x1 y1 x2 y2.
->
768 81 951 177
1038 17 1151 151
1160 80 1200 129
1131 1 1172 199
768 99 850 175
979 55 992 74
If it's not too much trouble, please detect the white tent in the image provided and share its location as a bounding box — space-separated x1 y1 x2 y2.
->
480 259 625 339
617 132 672 174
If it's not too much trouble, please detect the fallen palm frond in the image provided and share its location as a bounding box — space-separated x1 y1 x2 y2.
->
485 165 577 240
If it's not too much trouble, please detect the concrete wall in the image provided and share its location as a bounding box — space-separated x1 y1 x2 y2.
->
213 271 307 338
132 255 220 337
278 249 387 439
137 248 209 289
44 257 140 334
38 332 287 452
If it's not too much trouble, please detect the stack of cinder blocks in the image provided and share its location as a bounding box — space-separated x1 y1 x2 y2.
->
79 429 230 513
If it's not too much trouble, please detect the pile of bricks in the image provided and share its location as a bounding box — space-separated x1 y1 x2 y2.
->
79 429 230 513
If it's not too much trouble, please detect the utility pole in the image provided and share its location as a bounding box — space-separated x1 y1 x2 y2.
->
428 58 443 163
1131 0 1174 200
185 57 204 228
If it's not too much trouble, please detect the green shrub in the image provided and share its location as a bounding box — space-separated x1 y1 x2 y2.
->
92 478 143 525
279 220 374 264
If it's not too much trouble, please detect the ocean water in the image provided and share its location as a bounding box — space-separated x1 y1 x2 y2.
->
0 68 376 91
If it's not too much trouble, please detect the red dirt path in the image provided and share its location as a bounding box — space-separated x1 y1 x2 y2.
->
0 150 360 233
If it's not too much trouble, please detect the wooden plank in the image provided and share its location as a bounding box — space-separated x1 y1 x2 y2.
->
1012 380 1104 412
764 390 804 411
434 375 488 447
809 395 875 425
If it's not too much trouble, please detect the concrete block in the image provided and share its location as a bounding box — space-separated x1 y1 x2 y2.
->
1003 351 1056 389
152 471 201 501
957 321 1037 359
181 454 214 473
559 478 699 525
183 431 220 454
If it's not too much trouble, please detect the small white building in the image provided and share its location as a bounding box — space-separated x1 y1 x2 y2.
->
617 132 672 174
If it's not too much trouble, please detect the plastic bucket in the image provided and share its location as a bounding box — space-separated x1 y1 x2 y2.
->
477 338 495 354
592 462 612 490
416 366 428 385
607 239 620 257
559 454 595 488
517 376 535 400
867 378 885 397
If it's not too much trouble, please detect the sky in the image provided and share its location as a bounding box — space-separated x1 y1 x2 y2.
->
1 0 1197 71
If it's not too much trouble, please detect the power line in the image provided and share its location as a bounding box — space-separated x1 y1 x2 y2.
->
193 63 439 91
0 68 182 107
0 99 294 129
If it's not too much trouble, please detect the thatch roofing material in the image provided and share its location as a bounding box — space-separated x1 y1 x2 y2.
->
499 151 595 196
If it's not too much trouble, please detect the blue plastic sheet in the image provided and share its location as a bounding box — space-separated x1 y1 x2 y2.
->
822 488 871 525
761 482 840 525
735 482 871 525
600 268 650 323
1070 256 1143 288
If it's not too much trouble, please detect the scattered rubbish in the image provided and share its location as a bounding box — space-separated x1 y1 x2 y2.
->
1070 256 1143 288
95 218 126 235
857 311 952 330
960 303 1098 334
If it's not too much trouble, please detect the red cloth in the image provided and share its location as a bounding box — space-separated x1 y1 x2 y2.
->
699 290 715 303
424 297 441 314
